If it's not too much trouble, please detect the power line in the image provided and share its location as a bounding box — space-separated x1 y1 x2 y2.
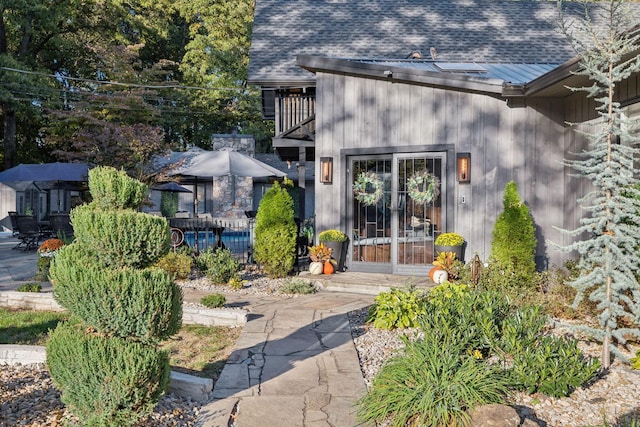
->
0 66 245 92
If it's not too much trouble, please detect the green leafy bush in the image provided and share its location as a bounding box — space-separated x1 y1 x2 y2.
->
489 181 537 284
47 324 170 427
357 329 508 427
197 248 240 285
16 282 42 292
434 232 465 246
201 293 226 308
280 278 316 294
155 251 193 280
507 334 601 397
317 229 347 242
253 181 297 278
367 287 427 329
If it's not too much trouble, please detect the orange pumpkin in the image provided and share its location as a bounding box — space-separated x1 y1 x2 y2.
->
323 261 335 274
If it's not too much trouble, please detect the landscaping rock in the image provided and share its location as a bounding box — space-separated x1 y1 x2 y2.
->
470 404 521 427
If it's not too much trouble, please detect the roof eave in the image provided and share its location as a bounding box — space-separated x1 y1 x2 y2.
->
297 55 505 95
521 56 582 97
247 77 316 89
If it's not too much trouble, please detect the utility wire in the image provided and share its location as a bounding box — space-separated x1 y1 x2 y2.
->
0 66 245 92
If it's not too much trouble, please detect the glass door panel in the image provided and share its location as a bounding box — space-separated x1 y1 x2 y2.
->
395 155 444 273
350 158 392 267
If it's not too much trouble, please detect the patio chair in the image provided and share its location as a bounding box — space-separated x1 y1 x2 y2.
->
14 215 46 251
50 213 74 240
8 211 19 237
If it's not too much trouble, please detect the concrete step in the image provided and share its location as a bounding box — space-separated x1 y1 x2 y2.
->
304 271 434 295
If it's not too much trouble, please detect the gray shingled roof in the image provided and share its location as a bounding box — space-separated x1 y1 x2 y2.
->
248 0 638 86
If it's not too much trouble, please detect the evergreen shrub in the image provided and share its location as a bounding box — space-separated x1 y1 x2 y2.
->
254 181 297 278
160 191 178 218
71 206 170 269
489 181 537 283
47 324 170 427
155 251 193 280
87 167 148 210
47 166 182 425
51 255 182 343
197 248 240 284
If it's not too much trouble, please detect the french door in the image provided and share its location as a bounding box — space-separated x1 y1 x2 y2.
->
349 153 445 275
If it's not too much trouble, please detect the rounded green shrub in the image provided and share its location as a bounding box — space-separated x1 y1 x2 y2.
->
47 323 170 427
154 251 193 280
201 293 226 308
254 181 297 278
197 248 240 284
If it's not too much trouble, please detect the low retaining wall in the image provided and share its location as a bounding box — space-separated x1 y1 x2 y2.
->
0 291 247 327
0 345 214 403
0 291 64 311
0 290 247 403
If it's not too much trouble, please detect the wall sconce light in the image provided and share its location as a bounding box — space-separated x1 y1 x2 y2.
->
457 153 471 183
320 157 333 184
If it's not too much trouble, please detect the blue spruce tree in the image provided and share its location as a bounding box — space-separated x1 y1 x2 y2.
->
558 0 640 369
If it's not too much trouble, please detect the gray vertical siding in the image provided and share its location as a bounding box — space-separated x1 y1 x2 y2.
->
315 71 581 267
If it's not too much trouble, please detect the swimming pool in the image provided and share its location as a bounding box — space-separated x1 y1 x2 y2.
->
183 230 252 255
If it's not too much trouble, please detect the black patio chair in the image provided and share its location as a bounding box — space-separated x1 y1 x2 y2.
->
14 215 46 251
8 211 19 237
50 213 74 240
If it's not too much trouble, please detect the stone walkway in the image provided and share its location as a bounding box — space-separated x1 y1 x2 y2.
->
195 292 374 426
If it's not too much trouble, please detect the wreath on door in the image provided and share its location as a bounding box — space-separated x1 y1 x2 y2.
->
407 171 440 204
353 172 384 206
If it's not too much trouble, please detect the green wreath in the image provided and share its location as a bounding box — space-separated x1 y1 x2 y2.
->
354 172 384 206
407 171 440 204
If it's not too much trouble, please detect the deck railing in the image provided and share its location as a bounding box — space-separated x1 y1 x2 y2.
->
276 92 315 135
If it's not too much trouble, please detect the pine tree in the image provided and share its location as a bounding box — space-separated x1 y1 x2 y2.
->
558 0 640 369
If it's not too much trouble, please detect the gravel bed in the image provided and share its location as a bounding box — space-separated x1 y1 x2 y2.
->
347 305 640 427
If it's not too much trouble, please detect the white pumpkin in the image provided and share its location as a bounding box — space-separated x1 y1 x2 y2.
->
432 269 449 284
309 261 324 275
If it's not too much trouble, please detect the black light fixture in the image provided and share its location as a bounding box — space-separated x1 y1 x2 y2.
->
320 157 333 184
457 153 471 183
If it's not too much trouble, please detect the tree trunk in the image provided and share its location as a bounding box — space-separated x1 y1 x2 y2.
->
3 106 17 169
